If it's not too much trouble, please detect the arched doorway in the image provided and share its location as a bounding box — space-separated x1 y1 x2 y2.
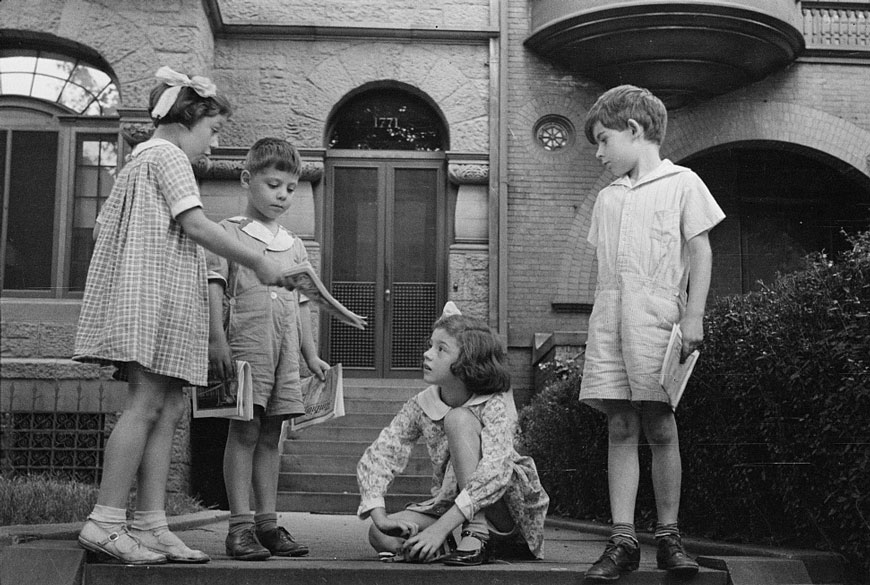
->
324 87 448 377
682 142 870 296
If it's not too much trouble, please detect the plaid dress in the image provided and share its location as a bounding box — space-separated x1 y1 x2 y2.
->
580 160 725 408
357 386 550 558
73 139 210 386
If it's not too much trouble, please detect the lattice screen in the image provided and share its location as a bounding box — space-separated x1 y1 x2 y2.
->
330 281 376 368
391 282 437 369
7 411 107 483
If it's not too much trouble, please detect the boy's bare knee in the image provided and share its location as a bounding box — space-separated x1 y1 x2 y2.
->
608 412 641 443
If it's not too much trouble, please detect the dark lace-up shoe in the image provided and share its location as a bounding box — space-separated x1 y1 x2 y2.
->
656 534 699 576
256 526 309 557
584 539 640 582
225 526 270 561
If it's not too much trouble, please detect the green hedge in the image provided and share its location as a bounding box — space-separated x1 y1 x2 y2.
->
519 231 870 578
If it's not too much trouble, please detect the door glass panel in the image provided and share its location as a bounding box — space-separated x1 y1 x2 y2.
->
391 168 438 369
330 167 379 368
4 131 57 291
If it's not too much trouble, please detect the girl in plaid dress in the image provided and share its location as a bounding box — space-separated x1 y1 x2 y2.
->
73 67 285 566
357 303 549 566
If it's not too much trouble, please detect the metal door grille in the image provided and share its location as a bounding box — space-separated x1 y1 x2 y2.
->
329 281 376 368
391 282 437 369
7 412 107 483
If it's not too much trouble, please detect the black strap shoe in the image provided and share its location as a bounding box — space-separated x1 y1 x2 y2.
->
656 534 699 576
585 539 640 582
442 530 490 566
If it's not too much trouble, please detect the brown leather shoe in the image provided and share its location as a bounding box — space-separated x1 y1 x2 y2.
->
256 526 309 557
225 526 270 561
656 534 699 576
584 539 640 582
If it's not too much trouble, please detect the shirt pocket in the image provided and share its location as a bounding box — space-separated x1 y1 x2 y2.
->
652 209 680 245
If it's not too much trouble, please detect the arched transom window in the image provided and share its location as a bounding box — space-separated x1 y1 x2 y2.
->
0 50 119 115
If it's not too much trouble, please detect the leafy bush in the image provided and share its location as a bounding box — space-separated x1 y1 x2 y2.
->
519 231 870 578
0 474 207 526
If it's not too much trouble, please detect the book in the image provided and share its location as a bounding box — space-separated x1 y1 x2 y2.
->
659 324 700 411
191 360 254 420
288 363 345 432
282 262 367 331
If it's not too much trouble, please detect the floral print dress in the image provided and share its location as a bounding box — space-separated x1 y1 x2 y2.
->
357 386 550 558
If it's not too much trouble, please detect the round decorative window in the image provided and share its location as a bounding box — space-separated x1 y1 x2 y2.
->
534 115 574 151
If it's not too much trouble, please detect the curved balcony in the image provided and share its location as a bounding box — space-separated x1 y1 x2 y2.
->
525 1 805 108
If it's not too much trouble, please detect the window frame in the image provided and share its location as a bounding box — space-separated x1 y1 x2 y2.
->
0 96 119 298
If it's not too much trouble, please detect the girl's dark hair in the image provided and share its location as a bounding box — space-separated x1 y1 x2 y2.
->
148 83 232 128
432 314 510 395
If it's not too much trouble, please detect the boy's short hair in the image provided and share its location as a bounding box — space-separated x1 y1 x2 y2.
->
148 83 232 128
583 84 667 145
432 314 510 396
245 137 302 176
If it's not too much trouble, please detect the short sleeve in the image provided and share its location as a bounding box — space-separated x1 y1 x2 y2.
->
680 172 725 241
155 146 202 218
206 222 230 285
587 195 601 246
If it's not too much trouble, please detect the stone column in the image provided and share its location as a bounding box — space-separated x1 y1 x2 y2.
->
447 154 490 321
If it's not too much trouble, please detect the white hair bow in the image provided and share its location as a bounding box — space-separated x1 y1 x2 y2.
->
151 66 218 119
441 301 462 317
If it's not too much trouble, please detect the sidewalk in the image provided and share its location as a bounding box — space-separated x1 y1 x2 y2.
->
1 511 846 585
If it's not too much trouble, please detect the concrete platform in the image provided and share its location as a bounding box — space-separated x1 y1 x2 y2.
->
0 511 846 585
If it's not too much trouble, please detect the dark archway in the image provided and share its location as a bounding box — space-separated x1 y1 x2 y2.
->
683 142 870 296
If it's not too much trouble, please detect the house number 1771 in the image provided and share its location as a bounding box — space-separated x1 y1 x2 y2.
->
374 117 399 128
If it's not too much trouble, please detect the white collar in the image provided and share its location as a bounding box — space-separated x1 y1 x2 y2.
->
227 217 297 251
131 137 178 157
415 385 504 421
611 159 689 189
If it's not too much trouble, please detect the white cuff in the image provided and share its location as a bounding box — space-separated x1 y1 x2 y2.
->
357 495 386 519
170 196 202 219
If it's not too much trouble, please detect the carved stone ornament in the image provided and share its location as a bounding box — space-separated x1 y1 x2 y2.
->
448 163 489 186
120 122 154 146
194 157 325 182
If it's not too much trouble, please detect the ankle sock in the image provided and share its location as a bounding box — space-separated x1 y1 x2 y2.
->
131 510 169 535
254 512 278 534
88 504 127 531
229 512 255 536
610 522 638 547
655 522 680 539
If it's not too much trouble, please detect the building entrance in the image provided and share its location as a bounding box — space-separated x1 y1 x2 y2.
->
323 87 448 377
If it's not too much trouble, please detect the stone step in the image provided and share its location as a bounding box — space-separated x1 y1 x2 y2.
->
276 491 426 514
285 425 388 442
282 439 427 458
279 472 431 494
281 454 431 475
318 411 397 427
343 398 412 414
341 379 426 401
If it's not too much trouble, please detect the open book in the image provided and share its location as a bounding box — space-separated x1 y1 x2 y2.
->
191 360 254 420
659 324 700 411
282 262 367 330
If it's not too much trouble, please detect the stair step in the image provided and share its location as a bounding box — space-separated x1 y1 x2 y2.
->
281 454 431 475
277 491 428 514
343 398 412 414
279 472 431 494
318 412 397 427
285 425 387 441
283 439 428 457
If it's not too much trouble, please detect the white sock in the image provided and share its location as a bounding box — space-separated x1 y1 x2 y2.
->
88 505 127 531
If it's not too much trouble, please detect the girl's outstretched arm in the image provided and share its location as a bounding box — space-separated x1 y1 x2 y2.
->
176 207 284 285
